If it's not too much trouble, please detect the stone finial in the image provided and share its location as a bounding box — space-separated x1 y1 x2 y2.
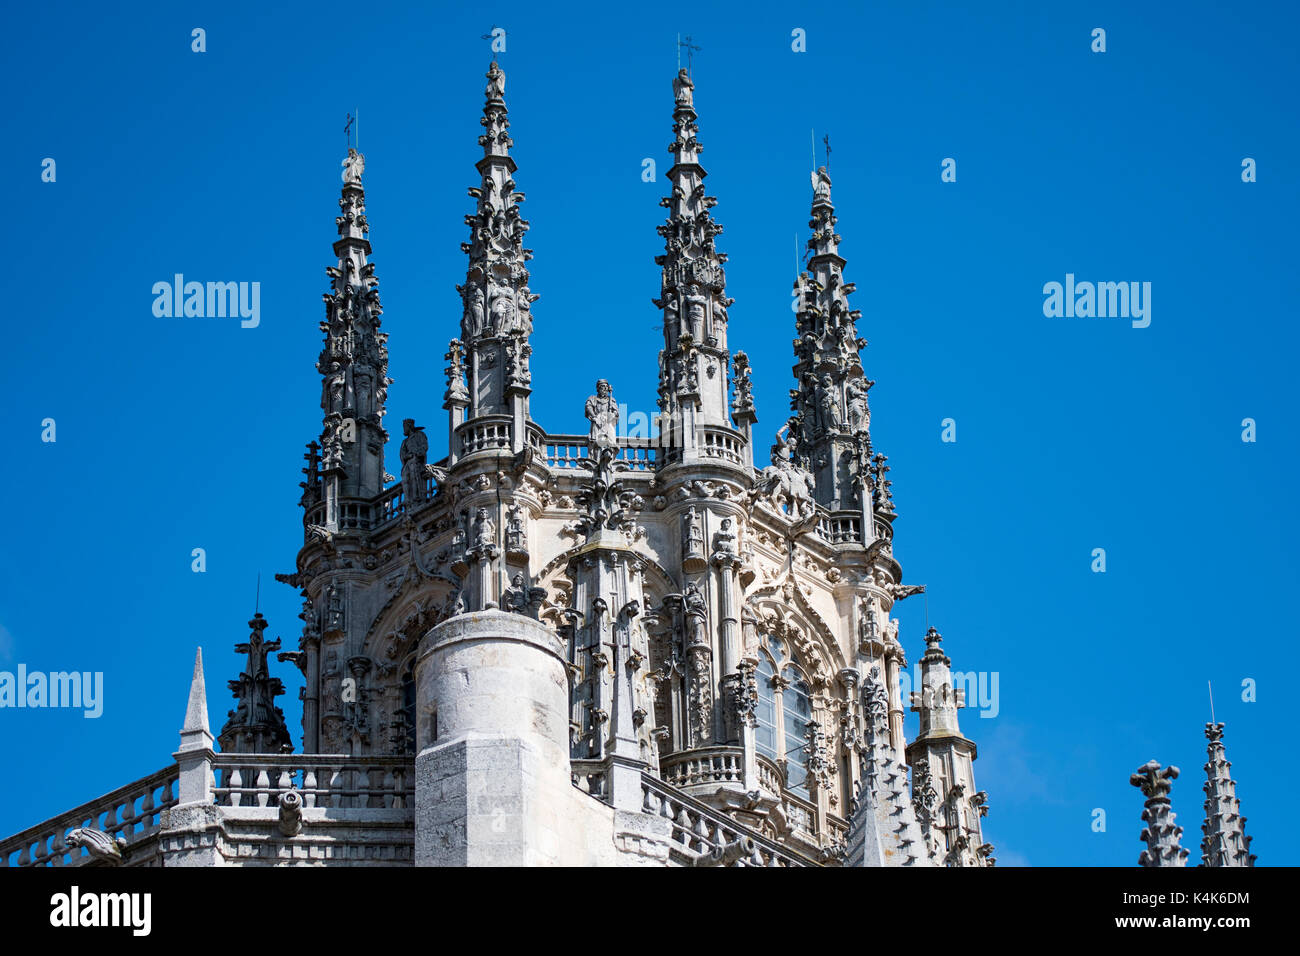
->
1130 760 1190 867
218 613 293 754
1200 722 1256 867
179 647 212 752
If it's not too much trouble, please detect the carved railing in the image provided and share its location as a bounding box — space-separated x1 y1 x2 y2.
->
659 747 744 789
212 755 414 810
816 513 864 545
781 790 819 837
0 765 179 867
570 758 608 799
640 775 813 867
542 435 658 472
756 754 785 796
456 416 513 457
698 425 744 466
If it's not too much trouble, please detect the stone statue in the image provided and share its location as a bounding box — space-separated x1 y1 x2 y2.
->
846 376 871 434
505 504 527 553
473 507 495 549
684 283 707 338
673 68 694 107
683 583 707 646
399 419 429 503
343 147 365 185
502 572 546 619
486 61 505 100
326 579 344 633
489 288 516 334
463 284 485 337
683 506 704 564
756 426 815 518
585 379 619 449
713 517 737 558
811 165 831 203
817 374 843 432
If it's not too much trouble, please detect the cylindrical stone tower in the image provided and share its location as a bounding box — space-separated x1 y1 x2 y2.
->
413 609 573 866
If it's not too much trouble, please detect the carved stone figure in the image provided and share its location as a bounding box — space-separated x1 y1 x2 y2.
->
399 419 429 503
683 507 704 562
505 504 527 554
65 828 127 866
585 379 619 448
757 427 816 518
811 165 831 202
684 283 707 338
464 284 485 337
486 60 505 100
343 147 365 185
846 376 871 434
672 68 694 107
817 374 842 432
472 507 495 549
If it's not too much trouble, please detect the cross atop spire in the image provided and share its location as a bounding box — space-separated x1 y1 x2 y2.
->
452 61 537 448
786 160 875 518
653 69 738 448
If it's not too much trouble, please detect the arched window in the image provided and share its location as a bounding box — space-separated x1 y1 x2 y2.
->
754 633 813 799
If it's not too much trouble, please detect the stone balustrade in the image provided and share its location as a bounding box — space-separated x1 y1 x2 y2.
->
0 766 178 867
212 755 414 810
543 435 659 472
659 747 744 789
640 775 812 867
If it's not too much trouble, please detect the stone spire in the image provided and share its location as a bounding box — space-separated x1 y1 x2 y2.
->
179 647 212 752
786 165 885 527
905 627 992 866
1200 722 1255 867
451 61 537 454
847 668 934 866
653 69 740 459
218 613 293 754
307 146 391 522
1130 760 1190 867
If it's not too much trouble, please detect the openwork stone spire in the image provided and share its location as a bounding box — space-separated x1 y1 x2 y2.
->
1130 760 1190 867
905 627 992 866
218 613 292 754
847 668 934 866
787 166 882 519
654 69 737 445
1200 722 1255 867
451 61 537 451
307 148 391 516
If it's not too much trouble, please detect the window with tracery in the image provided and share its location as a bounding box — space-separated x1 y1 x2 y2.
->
754 633 813 799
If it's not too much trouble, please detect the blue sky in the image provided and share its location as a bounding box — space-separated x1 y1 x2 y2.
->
3 1 1296 866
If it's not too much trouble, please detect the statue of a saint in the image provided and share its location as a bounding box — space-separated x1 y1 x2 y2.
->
817 374 843 432
811 165 831 203
684 283 707 339
672 68 694 107
683 584 708 647
342 147 365 185
846 377 871 434
486 61 506 101
463 284 485 337
399 419 429 502
585 379 619 449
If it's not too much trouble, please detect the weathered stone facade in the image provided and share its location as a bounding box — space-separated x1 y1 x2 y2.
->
1 62 1001 869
